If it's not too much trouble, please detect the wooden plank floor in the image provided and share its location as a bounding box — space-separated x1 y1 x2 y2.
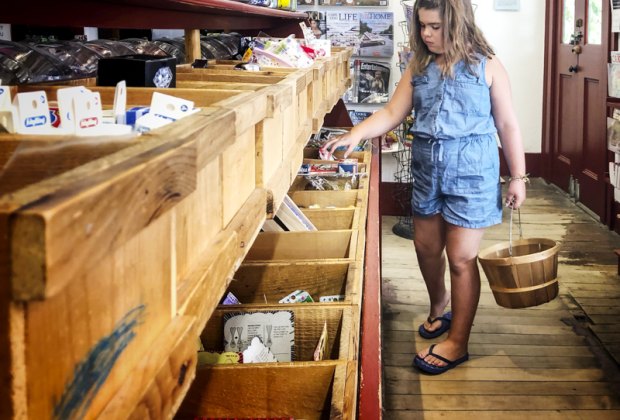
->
381 178 620 419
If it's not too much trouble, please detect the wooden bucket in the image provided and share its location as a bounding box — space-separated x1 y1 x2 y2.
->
478 237 560 309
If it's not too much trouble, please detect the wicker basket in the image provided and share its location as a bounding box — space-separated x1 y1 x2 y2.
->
478 209 560 309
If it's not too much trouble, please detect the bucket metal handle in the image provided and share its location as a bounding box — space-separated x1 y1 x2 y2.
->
508 206 523 256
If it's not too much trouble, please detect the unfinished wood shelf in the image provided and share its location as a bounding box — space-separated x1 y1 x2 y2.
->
0 49 355 419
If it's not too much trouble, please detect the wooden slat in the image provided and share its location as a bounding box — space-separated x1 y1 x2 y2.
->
177 362 339 419
184 29 201 64
231 261 350 304
245 230 355 261
9 140 196 300
98 316 196 418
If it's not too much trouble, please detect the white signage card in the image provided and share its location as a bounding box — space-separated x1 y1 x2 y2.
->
494 0 520 11
13 91 51 134
0 24 11 41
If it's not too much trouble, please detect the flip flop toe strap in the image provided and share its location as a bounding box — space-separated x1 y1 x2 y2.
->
426 344 453 365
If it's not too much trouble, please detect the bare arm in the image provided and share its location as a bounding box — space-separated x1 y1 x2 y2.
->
487 56 527 208
323 66 415 157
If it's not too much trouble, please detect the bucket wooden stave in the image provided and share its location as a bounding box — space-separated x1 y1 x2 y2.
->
478 237 560 309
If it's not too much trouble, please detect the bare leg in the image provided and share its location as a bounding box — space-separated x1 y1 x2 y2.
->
413 214 450 333
417 222 485 365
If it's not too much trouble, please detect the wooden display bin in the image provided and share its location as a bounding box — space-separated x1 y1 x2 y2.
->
303 148 370 164
0 105 271 419
0 86 289 419
228 261 360 305
176 361 346 420
245 230 358 262
176 304 356 420
201 305 353 361
290 189 361 209
0 51 354 418
303 207 359 230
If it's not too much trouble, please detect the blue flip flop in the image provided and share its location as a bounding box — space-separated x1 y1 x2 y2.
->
413 344 469 375
418 312 452 339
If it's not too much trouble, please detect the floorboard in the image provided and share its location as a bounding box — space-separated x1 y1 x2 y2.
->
381 178 620 417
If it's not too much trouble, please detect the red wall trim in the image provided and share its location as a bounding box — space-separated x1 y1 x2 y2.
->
358 137 383 419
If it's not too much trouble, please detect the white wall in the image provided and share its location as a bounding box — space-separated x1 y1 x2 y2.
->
388 2 546 154
381 1 546 182
475 1 546 154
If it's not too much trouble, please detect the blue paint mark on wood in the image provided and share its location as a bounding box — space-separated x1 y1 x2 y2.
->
53 304 146 419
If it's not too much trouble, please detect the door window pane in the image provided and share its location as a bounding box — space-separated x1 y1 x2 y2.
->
587 0 602 44
562 0 575 44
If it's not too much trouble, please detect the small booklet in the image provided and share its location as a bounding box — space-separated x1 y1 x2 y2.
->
223 310 295 362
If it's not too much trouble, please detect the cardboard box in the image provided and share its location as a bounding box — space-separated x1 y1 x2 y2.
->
97 54 177 88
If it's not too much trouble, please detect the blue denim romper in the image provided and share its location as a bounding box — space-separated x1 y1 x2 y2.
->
409 57 502 229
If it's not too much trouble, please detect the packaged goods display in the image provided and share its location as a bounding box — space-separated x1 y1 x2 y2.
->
0 40 73 83
0 35 243 84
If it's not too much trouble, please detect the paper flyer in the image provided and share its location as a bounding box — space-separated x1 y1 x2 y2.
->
223 310 295 362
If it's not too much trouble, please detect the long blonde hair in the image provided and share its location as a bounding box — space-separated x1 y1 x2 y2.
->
409 0 494 77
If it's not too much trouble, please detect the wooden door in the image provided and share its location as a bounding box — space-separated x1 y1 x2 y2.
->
548 0 609 221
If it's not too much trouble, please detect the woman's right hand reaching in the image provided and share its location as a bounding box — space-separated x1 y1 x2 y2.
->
320 130 362 159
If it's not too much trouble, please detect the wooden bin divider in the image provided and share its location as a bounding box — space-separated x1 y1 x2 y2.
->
311 58 328 133
289 189 360 209
177 187 268 333
333 47 354 96
231 260 352 305
245 229 359 262
265 121 313 217
176 360 345 420
303 207 360 230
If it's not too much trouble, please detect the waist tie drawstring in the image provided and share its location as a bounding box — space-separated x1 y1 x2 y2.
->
428 139 444 162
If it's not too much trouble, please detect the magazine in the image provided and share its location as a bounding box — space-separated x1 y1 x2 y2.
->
326 11 361 55
609 63 620 98
348 109 373 125
308 11 327 40
326 11 393 57
355 59 390 104
358 12 394 57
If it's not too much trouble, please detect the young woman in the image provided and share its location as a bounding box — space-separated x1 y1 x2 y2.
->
322 0 527 375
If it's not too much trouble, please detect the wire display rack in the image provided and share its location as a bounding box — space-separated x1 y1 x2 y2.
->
390 115 414 239
390 3 415 240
